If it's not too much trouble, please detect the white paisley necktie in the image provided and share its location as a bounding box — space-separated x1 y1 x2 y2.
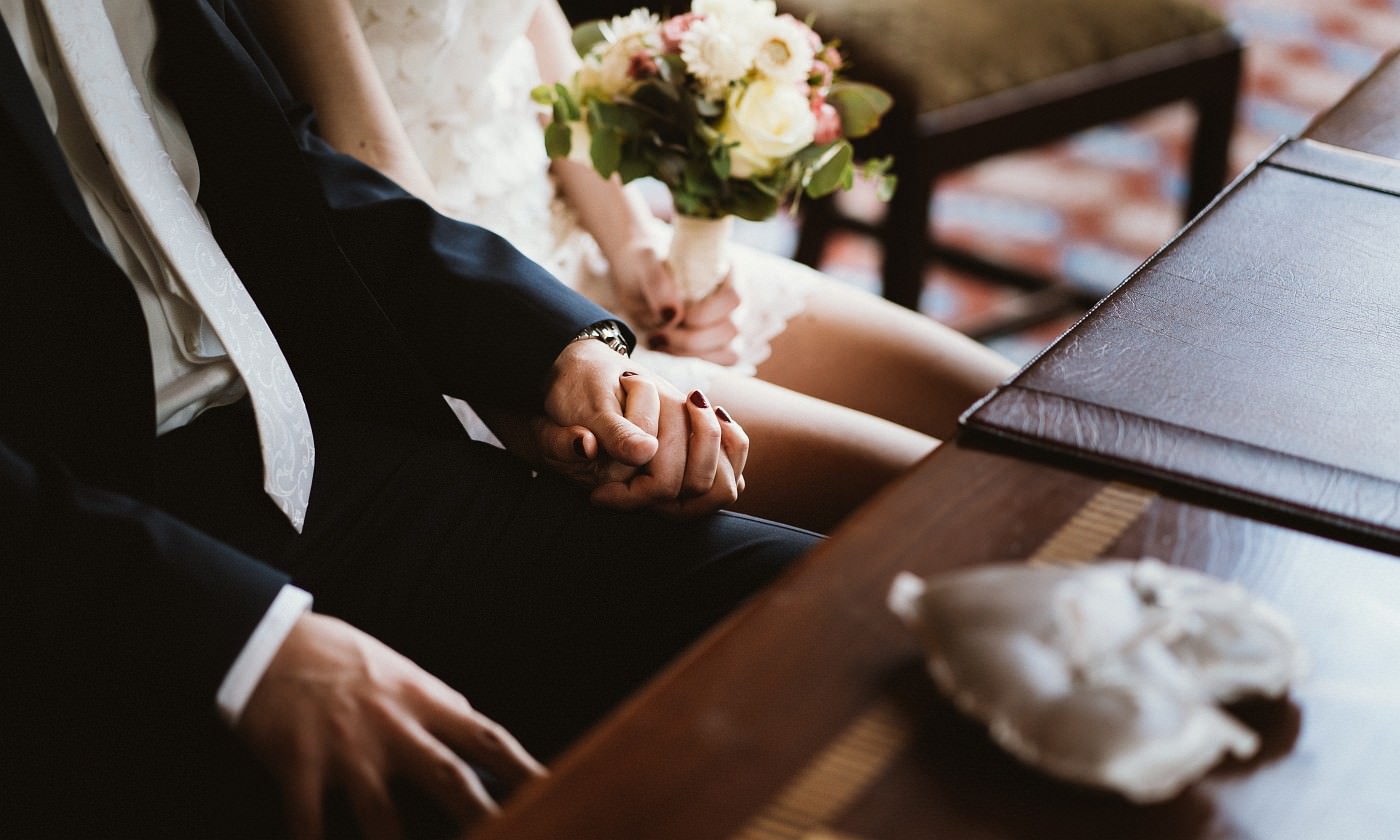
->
36 0 315 531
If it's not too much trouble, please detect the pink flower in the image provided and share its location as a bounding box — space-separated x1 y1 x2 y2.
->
819 45 843 72
628 50 660 79
812 100 842 144
810 59 834 92
661 12 700 53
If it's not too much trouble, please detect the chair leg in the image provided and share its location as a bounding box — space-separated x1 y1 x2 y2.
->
880 165 932 310
1185 44 1243 219
794 194 835 268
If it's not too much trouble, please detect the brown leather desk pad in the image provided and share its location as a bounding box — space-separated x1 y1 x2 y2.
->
963 137 1400 547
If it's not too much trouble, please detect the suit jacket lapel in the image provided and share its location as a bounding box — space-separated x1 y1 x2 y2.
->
150 0 462 439
0 17 156 494
0 15 106 250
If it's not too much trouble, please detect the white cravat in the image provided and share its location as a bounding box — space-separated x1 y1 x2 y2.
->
36 0 315 530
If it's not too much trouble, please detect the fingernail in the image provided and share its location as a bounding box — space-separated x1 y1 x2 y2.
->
573 437 588 458
715 406 733 423
621 370 638 378
660 306 677 323
689 390 709 409
648 334 668 350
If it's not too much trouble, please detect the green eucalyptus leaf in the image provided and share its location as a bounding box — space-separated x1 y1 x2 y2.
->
530 84 556 105
875 173 897 202
657 54 686 84
710 145 731 181
793 141 836 165
637 73 682 104
803 140 854 198
588 99 624 131
609 103 644 134
673 190 705 217
591 128 622 177
860 156 897 201
572 21 607 57
544 121 572 160
827 82 893 138
617 156 651 184
728 187 780 221
555 83 580 120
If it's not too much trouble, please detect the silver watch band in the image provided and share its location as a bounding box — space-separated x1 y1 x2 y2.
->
571 320 631 356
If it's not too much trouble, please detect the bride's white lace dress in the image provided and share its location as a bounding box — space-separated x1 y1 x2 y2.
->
352 0 817 390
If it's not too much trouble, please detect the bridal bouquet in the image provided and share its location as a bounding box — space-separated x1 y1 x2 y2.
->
532 0 895 300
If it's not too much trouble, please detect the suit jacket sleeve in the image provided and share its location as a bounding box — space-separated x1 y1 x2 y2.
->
228 0 632 411
0 438 288 724
301 127 630 410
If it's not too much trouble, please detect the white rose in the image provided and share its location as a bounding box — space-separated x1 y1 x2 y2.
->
718 78 816 178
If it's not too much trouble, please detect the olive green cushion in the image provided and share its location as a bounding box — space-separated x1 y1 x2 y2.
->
780 0 1227 113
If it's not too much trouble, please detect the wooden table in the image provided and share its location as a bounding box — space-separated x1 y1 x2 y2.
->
471 50 1400 840
472 442 1400 839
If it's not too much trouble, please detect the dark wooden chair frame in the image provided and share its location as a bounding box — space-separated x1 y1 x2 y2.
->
794 28 1245 338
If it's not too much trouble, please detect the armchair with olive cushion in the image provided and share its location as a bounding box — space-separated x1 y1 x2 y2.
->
783 0 1243 335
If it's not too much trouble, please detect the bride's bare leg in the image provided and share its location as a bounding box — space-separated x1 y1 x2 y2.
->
755 279 1018 440
704 373 936 533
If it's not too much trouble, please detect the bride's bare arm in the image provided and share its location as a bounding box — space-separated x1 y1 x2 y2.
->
527 1 692 332
245 0 440 200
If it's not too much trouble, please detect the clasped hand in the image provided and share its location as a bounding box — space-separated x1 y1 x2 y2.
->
535 337 748 518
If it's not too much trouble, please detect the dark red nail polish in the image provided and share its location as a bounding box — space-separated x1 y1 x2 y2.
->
648 334 668 350
660 306 677 323
621 370 638 377
715 406 733 423
572 437 588 458
689 390 709 409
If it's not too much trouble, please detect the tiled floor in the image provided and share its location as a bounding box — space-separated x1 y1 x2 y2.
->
754 0 1400 366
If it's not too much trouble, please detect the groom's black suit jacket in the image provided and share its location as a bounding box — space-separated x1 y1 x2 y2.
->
0 0 623 725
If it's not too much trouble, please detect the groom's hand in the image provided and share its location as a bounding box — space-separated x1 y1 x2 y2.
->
542 337 660 475
540 337 748 516
238 613 544 840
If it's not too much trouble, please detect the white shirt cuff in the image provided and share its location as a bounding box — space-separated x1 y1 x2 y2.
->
215 584 313 726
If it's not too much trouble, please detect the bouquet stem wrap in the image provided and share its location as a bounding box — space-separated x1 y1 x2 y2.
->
667 213 732 302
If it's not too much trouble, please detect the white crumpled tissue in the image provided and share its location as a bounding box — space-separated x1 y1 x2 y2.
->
887 559 1306 802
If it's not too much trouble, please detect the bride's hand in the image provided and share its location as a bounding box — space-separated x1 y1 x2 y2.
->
610 238 744 365
650 277 742 366
610 237 683 332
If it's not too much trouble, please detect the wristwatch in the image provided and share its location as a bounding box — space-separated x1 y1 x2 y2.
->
571 320 631 356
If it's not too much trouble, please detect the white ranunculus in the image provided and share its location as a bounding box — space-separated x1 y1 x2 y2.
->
603 8 661 44
719 78 816 178
753 15 816 83
681 16 758 96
